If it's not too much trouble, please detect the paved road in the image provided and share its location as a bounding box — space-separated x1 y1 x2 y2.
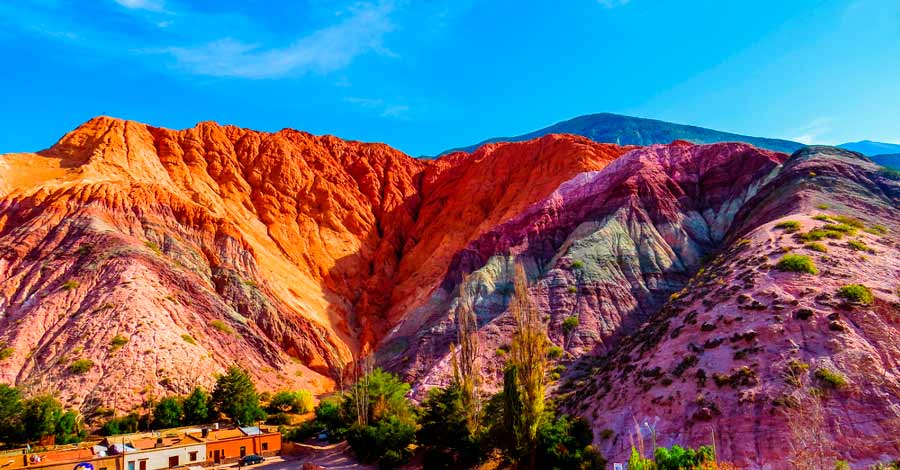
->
212 444 374 470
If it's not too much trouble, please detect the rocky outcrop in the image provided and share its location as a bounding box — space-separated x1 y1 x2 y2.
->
560 146 900 468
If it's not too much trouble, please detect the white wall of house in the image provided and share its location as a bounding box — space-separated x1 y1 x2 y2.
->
125 444 206 470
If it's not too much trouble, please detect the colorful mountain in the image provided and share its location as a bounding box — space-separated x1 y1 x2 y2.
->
2 118 899 468
439 113 804 155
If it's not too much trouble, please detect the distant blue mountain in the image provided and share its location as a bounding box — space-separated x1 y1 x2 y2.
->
438 113 805 156
838 140 900 156
870 153 900 170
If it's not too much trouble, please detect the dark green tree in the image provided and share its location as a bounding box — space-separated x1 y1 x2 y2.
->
54 410 85 444
212 366 266 425
502 364 526 463
183 387 212 425
100 413 140 436
418 382 482 469
21 395 63 442
153 396 184 429
0 384 23 444
346 416 416 470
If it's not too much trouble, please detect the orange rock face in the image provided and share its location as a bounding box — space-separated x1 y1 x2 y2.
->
0 117 630 415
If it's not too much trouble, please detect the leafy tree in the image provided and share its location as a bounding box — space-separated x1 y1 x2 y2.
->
100 413 140 436
0 384 23 443
654 445 714 470
153 396 184 429
268 390 313 414
212 366 266 425
313 397 346 439
21 395 63 442
535 414 602 469
346 368 413 426
55 410 85 444
183 387 212 425
506 263 548 469
627 447 656 470
346 416 416 470
418 383 482 469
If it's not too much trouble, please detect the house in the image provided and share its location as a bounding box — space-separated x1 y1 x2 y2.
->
0 446 122 470
118 436 205 470
186 426 281 465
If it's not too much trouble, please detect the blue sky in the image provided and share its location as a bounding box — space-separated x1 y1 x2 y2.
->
1 0 899 156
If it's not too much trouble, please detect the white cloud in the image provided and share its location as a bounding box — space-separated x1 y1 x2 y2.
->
789 118 834 145
597 0 631 8
114 0 165 12
344 96 409 119
160 1 397 79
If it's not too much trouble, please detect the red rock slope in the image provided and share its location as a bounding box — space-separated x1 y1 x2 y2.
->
0 118 630 416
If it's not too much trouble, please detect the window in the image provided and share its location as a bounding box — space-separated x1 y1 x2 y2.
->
261 443 268 451
139 460 147 470
128 462 135 470
168 456 179 468
239 446 246 458
189 452 198 462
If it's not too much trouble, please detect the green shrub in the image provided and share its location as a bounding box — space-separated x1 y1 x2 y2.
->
181 334 197 345
347 416 416 469
821 223 857 234
866 224 889 235
68 359 94 375
804 242 827 253
265 412 292 425
100 413 140 436
800 229 844 241
571 260 584 269
830 215 866 229
814 367 847 389
847 239 873 252
566 286 577 293
654 444 715 470
837 284 874 305
774 220 801 233
210 320 234 334
495 347 507 357
547 345 564 359
61 280 80 291
110 335 129 351
267 390 313 414
0 345 13 361
816 204 830 210
812 214 831 221
776 254 818 274
562 315 579 335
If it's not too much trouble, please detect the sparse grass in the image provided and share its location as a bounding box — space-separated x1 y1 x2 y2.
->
774 221 801 233
145 241 162 255
109 335 129 351
837 284 874 305
242 279 259 288
816 204 830 210
804 242 828 253
812 214 831 222
865 224 889 235
800 228 844 241
814 367 847 389
847 239 874 253
68 358 94 375
830 215 866 229
566 286 577 294
495 347 507 357
571 260 584 269
75 244 93 256
776 254 818 275
181 334 197 345
821 223 857 234
0 346 13 361
210 320 234 334
61 280 80 291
